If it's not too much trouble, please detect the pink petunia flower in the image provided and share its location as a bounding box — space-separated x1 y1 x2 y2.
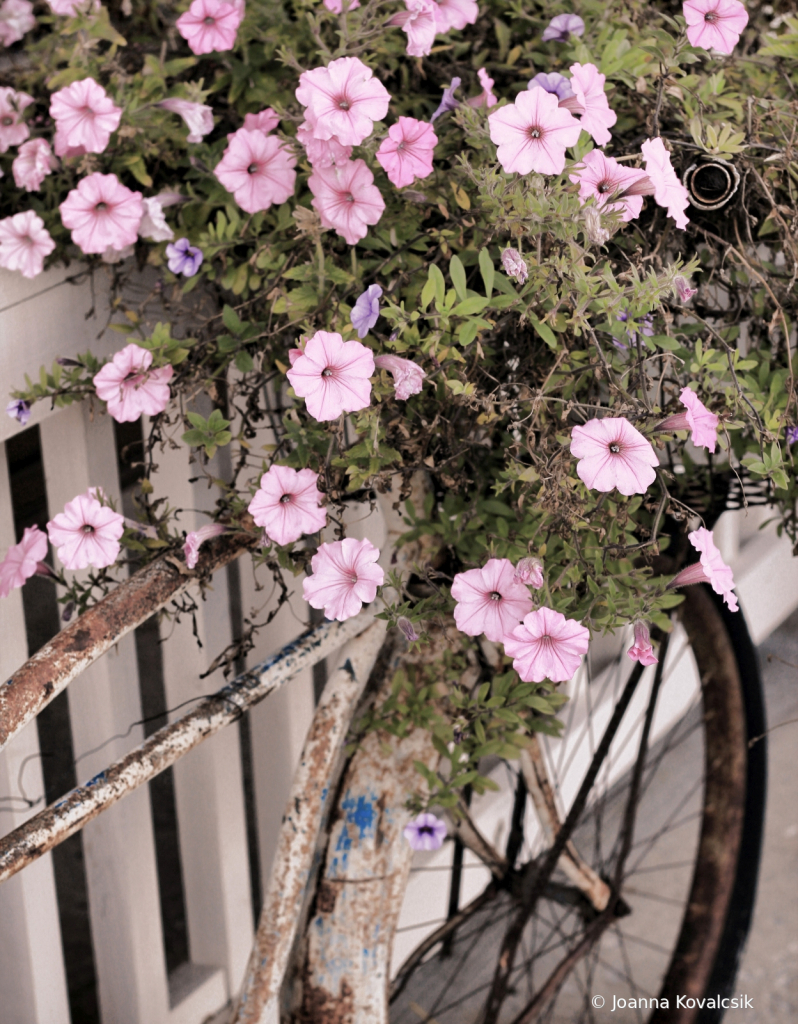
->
467 67 498 109
668 527 738 611
47 492 125 571
488 87 582 176
0 526 49 599
374 354 426 400
49 78 122 156
376 116 437 188
513 557 544 589
542 13 584 42
569 150 648 223
0 0 36 46
627 620 658 666
60 173 143 255
683 0 748 54
451 557 534 643
158 98 214 143
641 137 690 230
0 211 55 279
568 63 617 146
656 387 719 453
432 0 477 31
674 275 697 303
303 537 384 621
501 247 528 283
323 0 360 11
296 110 352 168
93 344 173 423
214 128 297 214
0 87 32 152
296 57 390 148
403 812 447 851
176 0 242 54
503 606 590 683
243 107 280 134
389 0 438 57
12 138 57 191
308 158 385 245
286 330 374 421
570 417 659 496
183 522 227 569
247 465 327 546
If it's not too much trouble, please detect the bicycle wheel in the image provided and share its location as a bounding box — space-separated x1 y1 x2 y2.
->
389 584 765 1024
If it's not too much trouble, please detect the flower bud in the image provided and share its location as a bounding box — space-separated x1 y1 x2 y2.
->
501 248 528 284
397 616 420 642
674 275 697 303
583 207 610 246
513 557 544 589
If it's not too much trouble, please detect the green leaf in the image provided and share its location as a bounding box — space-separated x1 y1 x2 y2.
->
479 248 494 298
458 320 480 346
451 297 489 317
429 264 446 307
222 304 244 335
420 274 436 311
449 255 467 302
530 318 558 350
235 350 254 373
181 429 208 447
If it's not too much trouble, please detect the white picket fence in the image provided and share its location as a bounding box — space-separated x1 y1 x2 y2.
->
2 264 798 1024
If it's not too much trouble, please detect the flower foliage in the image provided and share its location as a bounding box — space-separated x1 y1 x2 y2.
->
3 0 798 808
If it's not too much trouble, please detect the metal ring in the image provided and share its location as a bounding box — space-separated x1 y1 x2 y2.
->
683 157 741 211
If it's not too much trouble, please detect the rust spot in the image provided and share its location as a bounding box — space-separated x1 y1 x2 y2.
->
298 979 354 1024
316 880 337 915
65 628 92 652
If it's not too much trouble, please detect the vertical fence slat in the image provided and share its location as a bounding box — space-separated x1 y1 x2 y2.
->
152 436 253 1009
0 442 71 1024
238 557 316 893
40 406 171 1024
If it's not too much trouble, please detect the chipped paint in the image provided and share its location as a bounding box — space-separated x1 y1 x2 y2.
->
0 531 260 756
0 614 374 886
230 621 389 1024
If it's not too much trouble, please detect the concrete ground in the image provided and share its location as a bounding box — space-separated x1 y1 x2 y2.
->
735 609 798 1022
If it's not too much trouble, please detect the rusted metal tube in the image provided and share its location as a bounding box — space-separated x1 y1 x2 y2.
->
232 620 389 1024
0 613 373 886
0 531 257 755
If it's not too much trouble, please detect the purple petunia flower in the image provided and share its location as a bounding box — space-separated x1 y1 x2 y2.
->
528 72 574 101
615 310 655 349
403 812 447 851
350 283 382 339
786 426 798 446
542 13 585 42
6 399 31 426
432 77 462 121
165 237 204 277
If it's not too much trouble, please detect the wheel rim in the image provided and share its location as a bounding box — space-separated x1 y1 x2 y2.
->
390 587 753 1023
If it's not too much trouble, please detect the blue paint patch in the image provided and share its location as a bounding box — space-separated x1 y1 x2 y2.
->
321 786 328 804
340 790 377 840
84 771 106 788
335 825 352 852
